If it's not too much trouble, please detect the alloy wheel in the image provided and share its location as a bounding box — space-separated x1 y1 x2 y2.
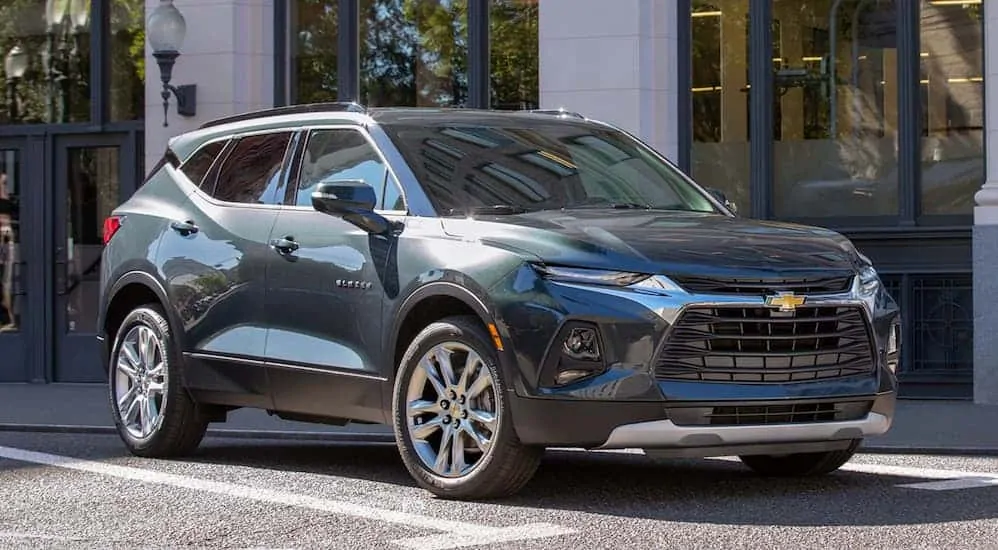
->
113 324 168 439
404 341 499 478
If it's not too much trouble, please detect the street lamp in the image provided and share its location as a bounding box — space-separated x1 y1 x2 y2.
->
147 0 197 127
4 45 28 121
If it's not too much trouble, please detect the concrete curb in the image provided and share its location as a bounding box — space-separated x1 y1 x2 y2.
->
2 423 997 456
859 444 998 457
0 424 397 443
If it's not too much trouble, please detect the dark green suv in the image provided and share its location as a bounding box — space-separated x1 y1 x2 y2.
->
97 103 899 500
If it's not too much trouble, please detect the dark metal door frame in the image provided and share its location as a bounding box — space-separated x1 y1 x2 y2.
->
50 132 138 383
0 136 45 382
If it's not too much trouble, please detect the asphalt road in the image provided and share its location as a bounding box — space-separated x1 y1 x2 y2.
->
1 432 997 550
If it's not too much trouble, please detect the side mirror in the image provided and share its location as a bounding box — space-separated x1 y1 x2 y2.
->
706 187 738 214
311 180 393 235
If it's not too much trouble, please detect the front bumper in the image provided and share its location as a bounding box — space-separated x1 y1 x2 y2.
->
509 390 896 455
493 266 901 455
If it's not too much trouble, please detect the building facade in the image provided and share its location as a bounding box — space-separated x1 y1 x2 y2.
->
0 0 992 402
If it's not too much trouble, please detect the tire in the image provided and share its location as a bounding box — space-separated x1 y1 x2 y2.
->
107 303 209 458
737 439 862 477
392 315 543 500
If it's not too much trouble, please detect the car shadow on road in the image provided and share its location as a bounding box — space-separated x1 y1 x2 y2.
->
186 439 998 527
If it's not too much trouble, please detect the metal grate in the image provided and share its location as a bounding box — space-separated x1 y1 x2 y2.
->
709 402 838 425
654 305 876 383
671 275 853 296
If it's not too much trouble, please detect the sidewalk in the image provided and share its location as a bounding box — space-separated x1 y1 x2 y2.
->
1 383 997 454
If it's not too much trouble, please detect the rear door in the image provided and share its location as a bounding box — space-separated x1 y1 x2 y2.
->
159 129 297 408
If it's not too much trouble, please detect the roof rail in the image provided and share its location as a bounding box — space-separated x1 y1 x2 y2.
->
524 108 587 120
198 102 367 130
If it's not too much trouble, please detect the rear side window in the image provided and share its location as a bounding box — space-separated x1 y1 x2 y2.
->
180 140 226 187
210 132 294 205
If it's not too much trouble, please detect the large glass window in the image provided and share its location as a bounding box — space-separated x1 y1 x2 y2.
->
359 0 468 107
489 0 538 110
291 0 339 104
919 0 982 216
690 0 751 213
0 0 92 124
110 0 144 121
771 0 899 218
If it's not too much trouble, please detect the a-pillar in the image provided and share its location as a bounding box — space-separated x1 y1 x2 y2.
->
143 0 276 174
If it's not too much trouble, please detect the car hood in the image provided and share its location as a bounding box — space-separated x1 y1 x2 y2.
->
439 209 863 279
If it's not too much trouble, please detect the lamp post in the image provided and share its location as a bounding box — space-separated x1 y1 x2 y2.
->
148 0 197 127
4 45 28 122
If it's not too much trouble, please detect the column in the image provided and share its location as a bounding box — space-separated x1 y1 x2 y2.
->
973 0 998 404
144 0 276 173
538 0 680 162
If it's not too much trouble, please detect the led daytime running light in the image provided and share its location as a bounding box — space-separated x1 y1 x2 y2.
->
533 264 652 286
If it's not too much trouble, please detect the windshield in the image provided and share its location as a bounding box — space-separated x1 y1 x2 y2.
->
380 118 720 216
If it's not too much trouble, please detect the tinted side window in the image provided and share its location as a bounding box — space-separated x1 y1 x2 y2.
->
180 140 226 187
295 129 405 210
211 132 293 205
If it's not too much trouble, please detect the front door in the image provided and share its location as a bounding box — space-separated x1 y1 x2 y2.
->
53 134 138 382
265 126 403 423
0 137 43 382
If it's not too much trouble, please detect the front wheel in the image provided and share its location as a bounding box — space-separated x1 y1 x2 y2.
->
107 303 209 458
392 315 542 500
738 439 861 477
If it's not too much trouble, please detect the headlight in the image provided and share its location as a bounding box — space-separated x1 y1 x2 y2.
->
856 264 881 312
531 264 651 286
531 264 685 294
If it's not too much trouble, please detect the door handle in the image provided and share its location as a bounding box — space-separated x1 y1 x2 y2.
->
270 236 299 254
169 220 198 236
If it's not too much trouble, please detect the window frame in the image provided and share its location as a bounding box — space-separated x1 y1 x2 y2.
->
187 128 299 210
283 124 410 215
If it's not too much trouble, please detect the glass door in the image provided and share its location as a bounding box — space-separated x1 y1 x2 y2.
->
53 134 137 382
0 138 42 382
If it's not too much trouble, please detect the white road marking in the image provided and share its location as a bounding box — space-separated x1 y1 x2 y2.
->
709 456 998 491
897 478 998 491
0 445 575 549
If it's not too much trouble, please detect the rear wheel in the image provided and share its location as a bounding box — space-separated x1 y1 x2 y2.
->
738 439 861 477
392 315 542 500
107 303 208 457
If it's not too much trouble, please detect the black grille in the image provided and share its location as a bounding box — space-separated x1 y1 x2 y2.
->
665 400 874 426
708 402 867 425
654 306 876 383
671 275 853 295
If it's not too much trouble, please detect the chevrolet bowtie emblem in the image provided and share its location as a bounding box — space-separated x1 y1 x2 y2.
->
766 292 806 312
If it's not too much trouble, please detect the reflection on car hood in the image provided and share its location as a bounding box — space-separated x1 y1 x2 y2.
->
439 209 862 278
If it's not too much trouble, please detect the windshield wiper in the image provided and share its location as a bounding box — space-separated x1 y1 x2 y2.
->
448 204 530 216
564 201 651 210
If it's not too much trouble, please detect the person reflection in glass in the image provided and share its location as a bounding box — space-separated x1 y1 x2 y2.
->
0 172 16 331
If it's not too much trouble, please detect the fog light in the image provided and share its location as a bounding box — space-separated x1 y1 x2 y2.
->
563 327 600 361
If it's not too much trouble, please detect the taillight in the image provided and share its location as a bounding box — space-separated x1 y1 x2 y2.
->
102 215 124 245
